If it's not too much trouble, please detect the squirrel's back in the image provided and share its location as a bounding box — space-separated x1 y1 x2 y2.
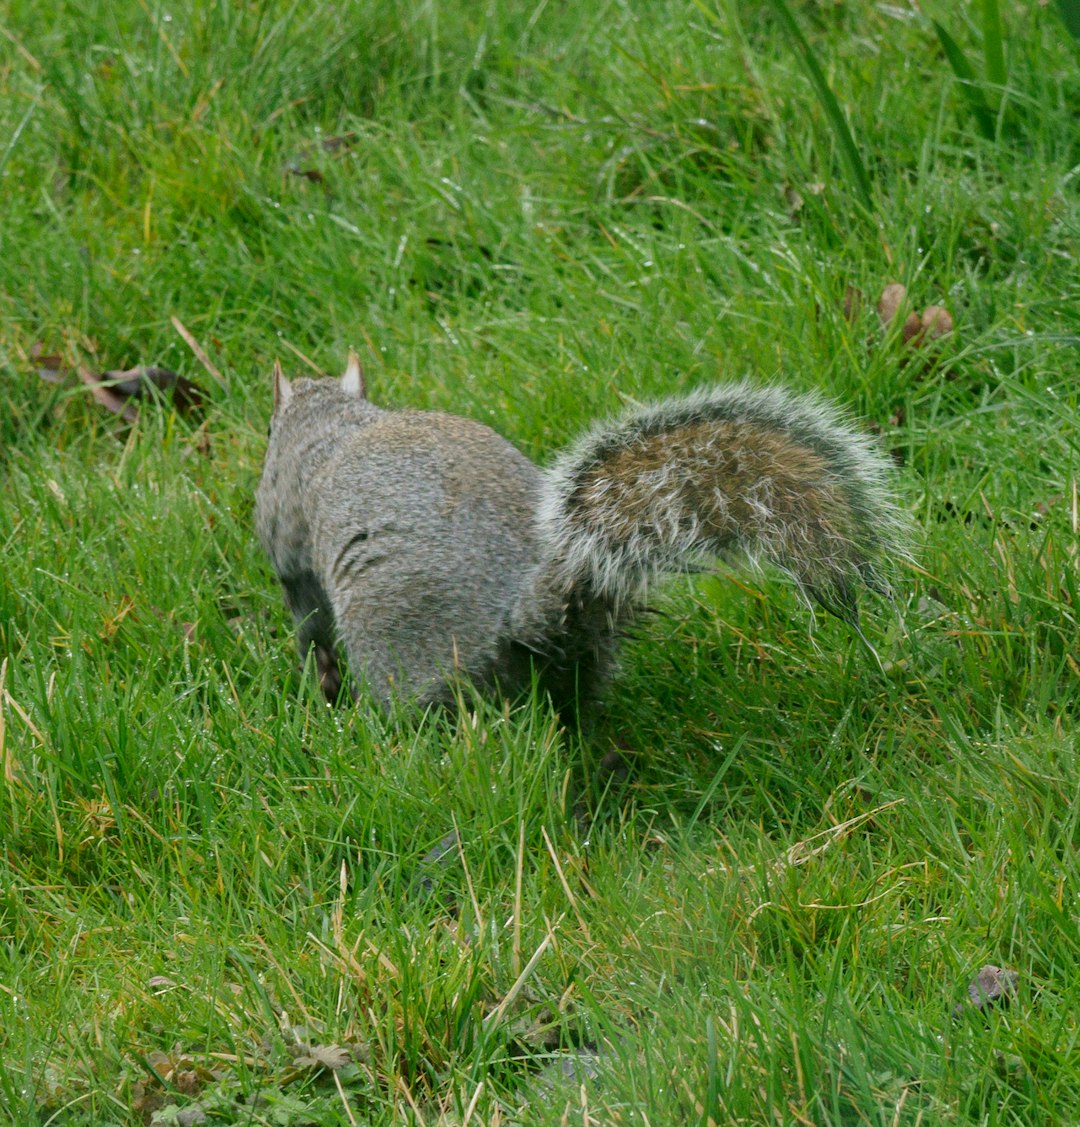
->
256 361 545 704
316 409 544 702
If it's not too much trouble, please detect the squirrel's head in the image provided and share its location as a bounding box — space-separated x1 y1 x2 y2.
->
271 350 367 413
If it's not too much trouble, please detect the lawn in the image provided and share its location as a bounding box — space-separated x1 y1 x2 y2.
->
1 1 1078 1123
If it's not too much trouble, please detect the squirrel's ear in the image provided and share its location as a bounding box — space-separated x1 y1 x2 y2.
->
272 360 293 409
341 349 366 399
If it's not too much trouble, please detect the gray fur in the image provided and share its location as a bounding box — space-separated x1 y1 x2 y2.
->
255 362 907 713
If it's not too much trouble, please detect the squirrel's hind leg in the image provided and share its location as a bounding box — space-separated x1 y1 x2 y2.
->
281 572 344 702
314 645 346 702
517 592 628 721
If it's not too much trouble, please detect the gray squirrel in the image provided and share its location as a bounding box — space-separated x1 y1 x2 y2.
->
255 352 906 714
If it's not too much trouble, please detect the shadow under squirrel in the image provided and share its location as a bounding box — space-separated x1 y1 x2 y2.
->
256 352 906 715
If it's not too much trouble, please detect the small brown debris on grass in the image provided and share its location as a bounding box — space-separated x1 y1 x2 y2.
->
77 365 140 422
876 282 924 343
284 131 358 182
875 282 955 348
36 340 209 423
920 304 954 341
954 964 1020 1019
290 1042 355 1072
130 1047 226 1120
31 342 66 383
186 419 213 459
108 366 207 414
76 364 207 421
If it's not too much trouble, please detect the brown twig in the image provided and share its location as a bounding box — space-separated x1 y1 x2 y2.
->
170 315 229 390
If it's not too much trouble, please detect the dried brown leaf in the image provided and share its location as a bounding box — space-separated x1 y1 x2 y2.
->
131 1079 167 1117
31 343 67 383
78 366 139 422
102 367 170 397
144 1050 174 1078
174 1069 200 1096
103 366 207 416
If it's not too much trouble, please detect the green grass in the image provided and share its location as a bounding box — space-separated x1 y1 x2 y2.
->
1 0 1078 1123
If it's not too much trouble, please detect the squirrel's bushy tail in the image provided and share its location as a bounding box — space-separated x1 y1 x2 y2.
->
537 382 907 622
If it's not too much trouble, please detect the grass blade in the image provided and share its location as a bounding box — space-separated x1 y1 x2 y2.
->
1056 0 1080 41
760 0 873 211
981 0 1006 88
931 19 997 141
0 102 36 178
